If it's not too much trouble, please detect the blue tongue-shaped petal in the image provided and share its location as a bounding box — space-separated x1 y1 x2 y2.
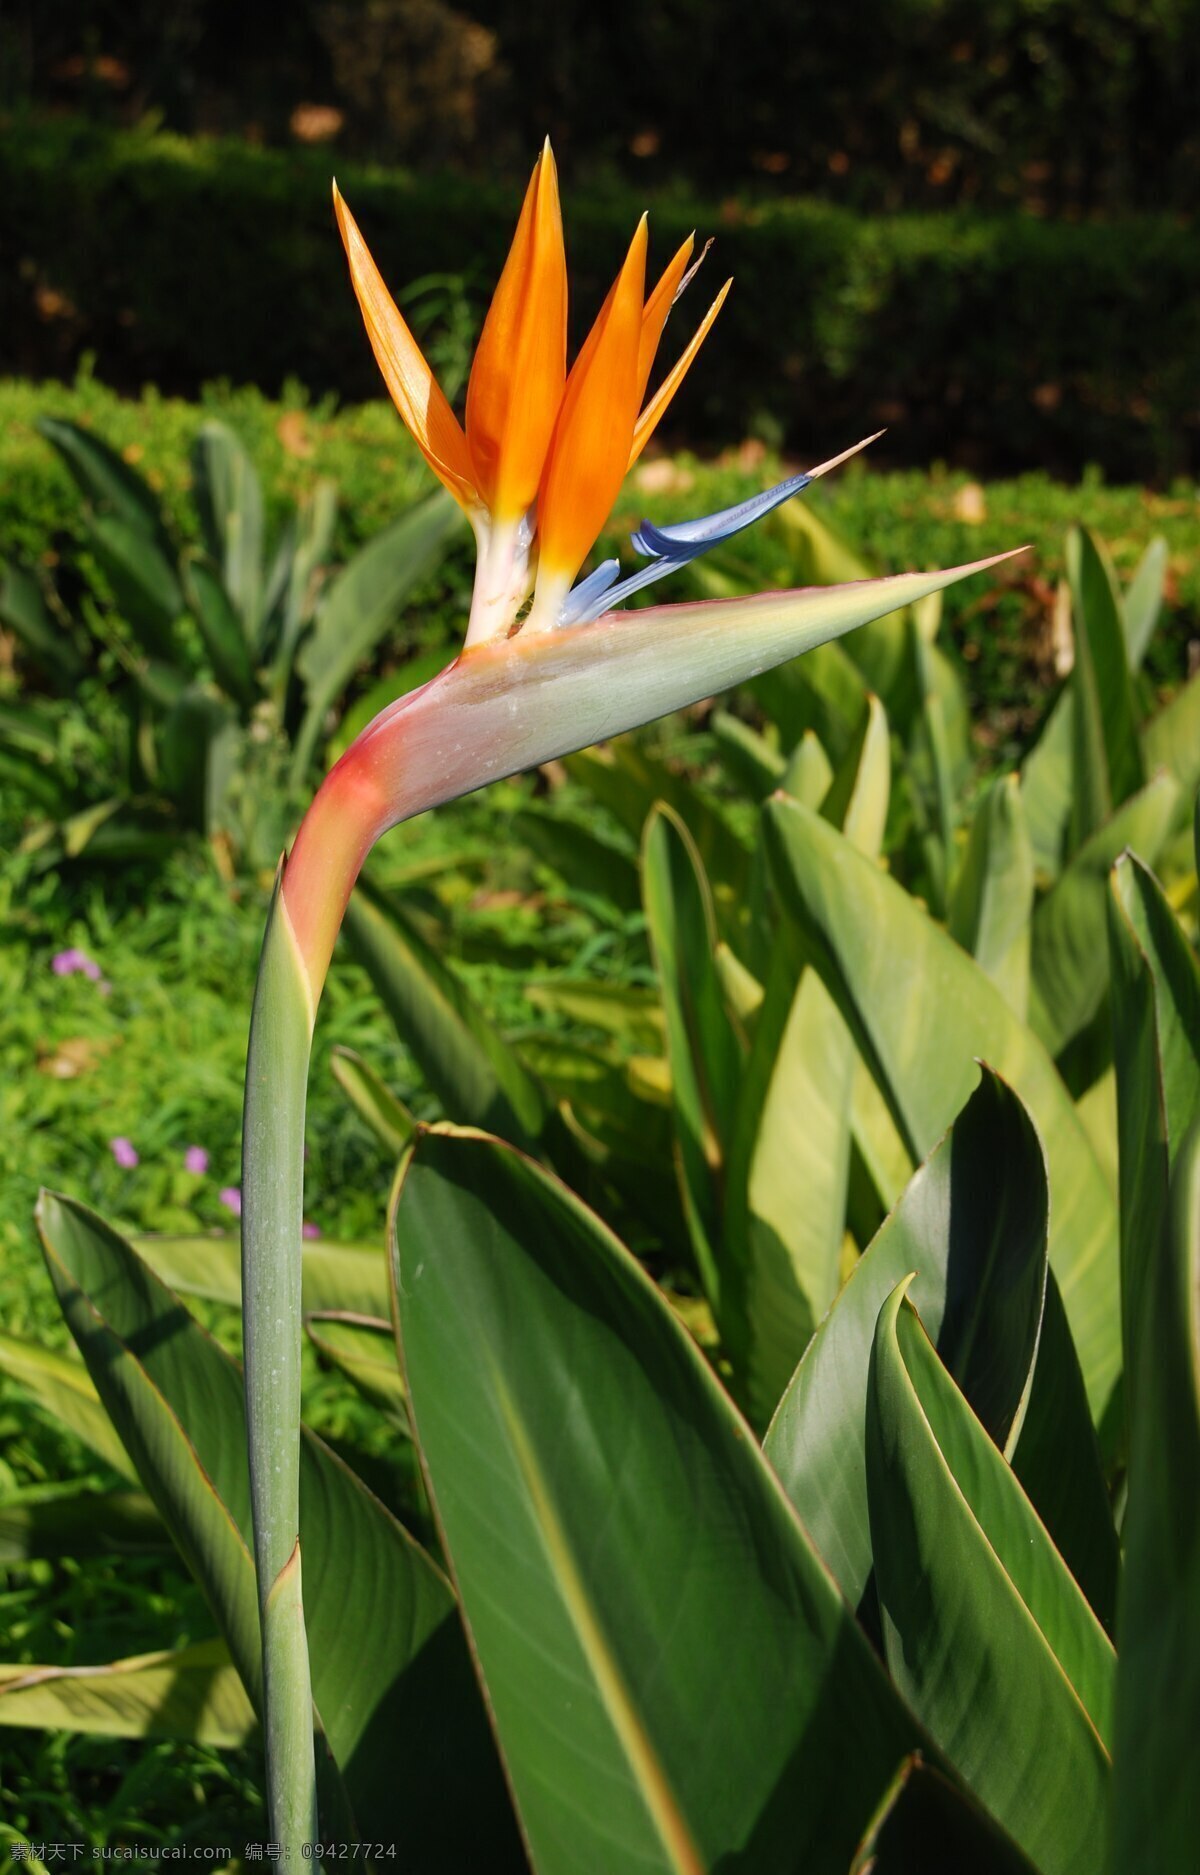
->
558 469 814 627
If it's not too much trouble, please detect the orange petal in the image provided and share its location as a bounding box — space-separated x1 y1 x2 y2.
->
628 279 732 468
333 183 479 512
535 218 649 589
466 142 568 520
636 235 694 403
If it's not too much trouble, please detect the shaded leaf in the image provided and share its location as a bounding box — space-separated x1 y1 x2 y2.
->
392 1125 923 1875
0 1640 257 1749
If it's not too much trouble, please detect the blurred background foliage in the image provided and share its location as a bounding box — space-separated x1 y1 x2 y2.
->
1 1 1198 478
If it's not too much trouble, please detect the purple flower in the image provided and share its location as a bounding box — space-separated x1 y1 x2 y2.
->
184 1145 210 1176
110 1137 139 1169
302 1221 320 1240
219 1186 242 1217
53 948 103 982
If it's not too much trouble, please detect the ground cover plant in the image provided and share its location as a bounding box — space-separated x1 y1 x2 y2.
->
2 129 1198 1872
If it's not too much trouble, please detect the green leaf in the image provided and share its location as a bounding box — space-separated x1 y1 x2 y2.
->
765 795 1121 1425
1009 1272 1120 1633
0 556 84 681
867 1282 1113 1874
752 636 869 766
764 1069 1048 1608
515 806 641 912
1067 526 1144 851
330 1046 416 1158
851 1758 1039 1875
711 709 785 799
293 491 465 779
344 875 546 1147
781 728 834 808
642 803 744 1313
131 1231 389 1318
1021 681 1075 882
723 696 891 1424
156 685 237 832
569 738 750 917
191 421 264 640
1143 666 1200 825
1113 1123 1200 1869
524 979 665 1053
37 1193 521 1858
0 1486 166 1563
1107 851 1200 1390
0 1331 137 1481
182 553 259 707
1029 772 1179 1063
392 1125 923 1875
948 774 1034 1018
305 1312 410 1429
89 512 184 662
0 1640 257 1748
267 478 338 675
36 415 173 556
1122 535 1168 667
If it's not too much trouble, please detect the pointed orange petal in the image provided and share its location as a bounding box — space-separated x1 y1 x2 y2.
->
465 142 568 520
534 218 648 595
628 278 732 468
636 235 694 403
333 183 479 511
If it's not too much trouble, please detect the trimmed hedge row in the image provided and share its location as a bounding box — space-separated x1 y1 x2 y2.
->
4 120 1199 483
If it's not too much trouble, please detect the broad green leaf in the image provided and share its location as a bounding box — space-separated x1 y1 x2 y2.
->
1108 850 1200 1403
183 553 259 707
711 709 785 799
305 1312 409 1429
765 795 1121 1424
191 421 264 639
868 1284 1112 1875
642 803 744 1313
131 1231 388 1318
0 556 84 681
1075 1067 1119 1194
752 637 869 765
0 1331 136 1481
1113 1123 1200 1869
1142 666 1200 826
0 1640 256 1748
764 1070 1048 1606
906 624 960 912
781 728 834 807
571 737 750 917
1067 525 1144 850
1029 771 1179 1062
1009 1272 1119 1632
1021 684 1075 882
330 1045 416 1157
1122 535 1168 666
392 1125 923 1875
293 492 464 778
36 415 173 555
156 685 237 833
344 875 546 1147
267 477 338 675
948 774 1034 1017
515 806 641 912
524 979 665 1052
0 1486 166 1562
90 512 184 662
724 696 891 1423
851 1758 1039 1875
38 1193 520 1859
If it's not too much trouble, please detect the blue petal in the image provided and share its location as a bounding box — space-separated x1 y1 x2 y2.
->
556 558 621 628
631 470 813 555
558 469 815 627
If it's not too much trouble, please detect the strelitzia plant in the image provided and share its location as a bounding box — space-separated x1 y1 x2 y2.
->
241 140 1017 1847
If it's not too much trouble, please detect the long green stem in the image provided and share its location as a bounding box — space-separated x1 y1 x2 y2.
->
242 879 319 1851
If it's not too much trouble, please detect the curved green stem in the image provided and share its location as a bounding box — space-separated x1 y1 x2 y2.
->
242 879 319 1850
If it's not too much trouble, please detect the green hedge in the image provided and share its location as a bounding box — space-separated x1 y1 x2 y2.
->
4 120 1199 483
